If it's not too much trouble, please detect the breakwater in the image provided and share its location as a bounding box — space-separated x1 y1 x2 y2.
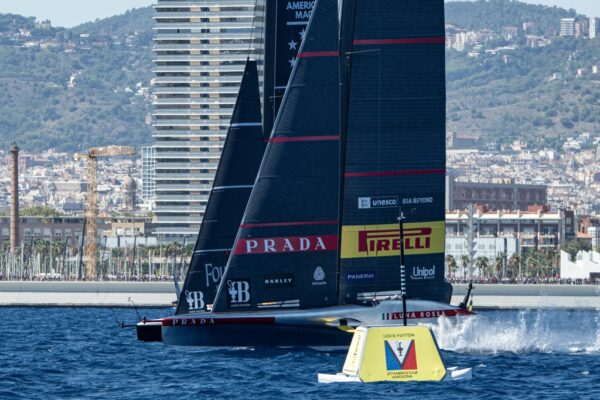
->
0 281 177 307
0 282 599 308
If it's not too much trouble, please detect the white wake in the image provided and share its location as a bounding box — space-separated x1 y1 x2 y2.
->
430 309 600 355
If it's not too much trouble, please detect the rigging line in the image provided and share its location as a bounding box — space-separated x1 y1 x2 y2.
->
257 0 266 66
247 0 259 58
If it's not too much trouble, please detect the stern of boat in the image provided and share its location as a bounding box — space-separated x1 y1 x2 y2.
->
136 319 163 342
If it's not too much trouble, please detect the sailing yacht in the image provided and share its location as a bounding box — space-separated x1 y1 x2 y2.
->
138 0 473 347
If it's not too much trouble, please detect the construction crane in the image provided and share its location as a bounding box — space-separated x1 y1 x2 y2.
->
74 146 136 279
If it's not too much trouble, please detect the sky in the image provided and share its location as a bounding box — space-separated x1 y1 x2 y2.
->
0 0 154 28
519 0 600 17
0 1 599 28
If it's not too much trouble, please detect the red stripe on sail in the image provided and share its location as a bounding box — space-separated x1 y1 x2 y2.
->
241 220 338 228
269 135 340 143
353 37 445 46
297 51 340 58
345 169 446 178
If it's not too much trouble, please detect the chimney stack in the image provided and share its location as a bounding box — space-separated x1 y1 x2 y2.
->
10 145 20 253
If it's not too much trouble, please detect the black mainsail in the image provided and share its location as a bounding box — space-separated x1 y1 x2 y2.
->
262 0 317 137
213 0 340 312
175 60 265 314
337 0 451 304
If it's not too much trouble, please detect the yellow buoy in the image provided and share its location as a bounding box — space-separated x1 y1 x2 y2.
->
318 325 471 383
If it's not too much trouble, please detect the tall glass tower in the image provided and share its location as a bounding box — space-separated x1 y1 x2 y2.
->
152 0 264 242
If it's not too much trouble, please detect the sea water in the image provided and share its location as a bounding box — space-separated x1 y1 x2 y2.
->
0 308 598 399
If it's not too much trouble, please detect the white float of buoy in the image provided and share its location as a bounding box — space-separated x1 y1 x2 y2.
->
318 325 472 383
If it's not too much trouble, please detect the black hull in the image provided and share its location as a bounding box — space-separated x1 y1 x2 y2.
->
137 323 162 342
163 324 352 347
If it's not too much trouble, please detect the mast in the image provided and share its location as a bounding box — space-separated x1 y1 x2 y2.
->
336 0 358 302
399 209 407 326
262 0 277 137
337 0 450 304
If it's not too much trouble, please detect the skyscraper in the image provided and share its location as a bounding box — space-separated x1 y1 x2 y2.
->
152 0 264 242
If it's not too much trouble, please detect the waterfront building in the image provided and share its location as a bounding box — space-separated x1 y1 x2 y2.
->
560 250 600 280
560 18 575 37
446 176 548 212
0 216 155 249
152 0 264 242
0 216 96 244
445 209 571 266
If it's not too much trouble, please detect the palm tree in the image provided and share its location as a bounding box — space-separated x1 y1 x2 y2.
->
460 255 470 279
475 256 489 279
495 252 505 279
445 255 458 279
508 253 521 279
541 248 558 277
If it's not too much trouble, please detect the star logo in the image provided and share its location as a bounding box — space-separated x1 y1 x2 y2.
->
288 57 296 68
299 29 306 40
288 40 298 51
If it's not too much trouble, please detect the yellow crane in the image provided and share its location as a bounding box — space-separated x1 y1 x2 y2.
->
74 146 136 279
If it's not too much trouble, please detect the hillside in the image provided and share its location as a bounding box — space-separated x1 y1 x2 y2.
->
0 1 599 152
446 1 600 150
445 0 578 36
0 8 153 152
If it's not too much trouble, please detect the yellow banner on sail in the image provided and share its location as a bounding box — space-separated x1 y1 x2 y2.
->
340 221 445 259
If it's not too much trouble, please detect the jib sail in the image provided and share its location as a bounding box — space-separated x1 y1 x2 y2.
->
212 0 340 312
338 0 451 304
176 60 265 314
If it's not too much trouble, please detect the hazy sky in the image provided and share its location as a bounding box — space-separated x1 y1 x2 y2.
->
519 0 600 17
1 1 599 28
0 0 154 28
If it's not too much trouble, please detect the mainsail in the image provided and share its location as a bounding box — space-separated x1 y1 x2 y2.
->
176 60 265 314
212 0 340 312
337 0 451 304
262 0 317 137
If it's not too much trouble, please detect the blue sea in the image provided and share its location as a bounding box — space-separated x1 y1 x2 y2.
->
0 307 599 399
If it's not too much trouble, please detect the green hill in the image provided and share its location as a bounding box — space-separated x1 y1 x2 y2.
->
445 0 578 35
446 2 600 150
0 1 598 152
0 8 153 152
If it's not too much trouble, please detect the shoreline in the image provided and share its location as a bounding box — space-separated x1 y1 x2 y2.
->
0 282 599 309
